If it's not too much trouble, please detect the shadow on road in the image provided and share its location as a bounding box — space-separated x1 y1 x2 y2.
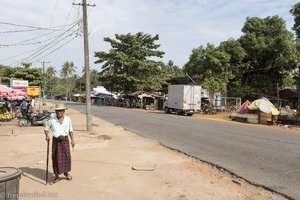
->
20 167 53 185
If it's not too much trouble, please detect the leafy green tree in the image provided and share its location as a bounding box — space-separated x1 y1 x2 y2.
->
184 40 245 102
73 75 85 94
161 60 184 80
290 3 300 112
183 44 225 102
202 71 224 101
218 39 247 98
90 69 101 88
0 65 42 86
0 65 14 85
94 32 165 92
282 72 296 89
238 16 295 99
183 45 210 82
21 62 32 68
291 3 300 39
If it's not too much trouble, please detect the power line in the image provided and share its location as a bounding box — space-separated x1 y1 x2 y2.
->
0 21 73 30
0 20 80 48
64 1 77 25
31 35 79 64
9 21 81 66
0 7 82 66
0 27 69 34
14 27 81 67
49 0 59 27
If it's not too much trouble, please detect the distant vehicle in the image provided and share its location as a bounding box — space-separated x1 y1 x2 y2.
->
163 85 201 116
44 95 51 99
54 94 66 101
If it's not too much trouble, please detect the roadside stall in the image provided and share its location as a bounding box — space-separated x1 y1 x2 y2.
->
231 100 258 123
0 85 27 120
0 107 12 121
248 97 279 124
231 97 280 124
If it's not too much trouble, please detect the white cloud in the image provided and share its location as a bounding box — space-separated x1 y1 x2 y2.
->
0 0 298 75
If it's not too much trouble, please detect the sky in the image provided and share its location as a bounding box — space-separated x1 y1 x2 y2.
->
0 0 299 75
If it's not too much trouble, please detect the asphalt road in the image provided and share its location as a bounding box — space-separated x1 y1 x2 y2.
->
60 101 300 199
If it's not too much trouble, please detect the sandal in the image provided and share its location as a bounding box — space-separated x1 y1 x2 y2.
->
64 173 72 181
49 177 60 185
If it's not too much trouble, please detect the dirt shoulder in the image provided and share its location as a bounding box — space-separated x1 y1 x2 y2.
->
0 108 288 200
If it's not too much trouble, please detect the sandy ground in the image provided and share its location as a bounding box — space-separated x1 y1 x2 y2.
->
0 107 288 200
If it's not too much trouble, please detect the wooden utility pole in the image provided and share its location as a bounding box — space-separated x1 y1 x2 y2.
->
277 82 280 108
73 0 95 132
224 64 229 111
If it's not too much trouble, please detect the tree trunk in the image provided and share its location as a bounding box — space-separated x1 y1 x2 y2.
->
208 91 215 107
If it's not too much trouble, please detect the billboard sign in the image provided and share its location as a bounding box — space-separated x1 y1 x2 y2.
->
11 80 28 88
27 86 39 96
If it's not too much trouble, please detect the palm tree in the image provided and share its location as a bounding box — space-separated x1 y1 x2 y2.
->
45 66 57 97
81 67 99 88
90 69 99 88
60 61 76 79
60 61 77 100
46 66 56 78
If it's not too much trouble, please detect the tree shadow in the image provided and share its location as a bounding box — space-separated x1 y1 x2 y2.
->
19 167 54 185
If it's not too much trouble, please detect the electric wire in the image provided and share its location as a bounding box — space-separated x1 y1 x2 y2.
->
30 34 79 65
51 1 79 61
0 21 80 63
0 20 80 48
0 3 83 67
25 27 81 61
14 31 79 67
0 27 68 34
64 0 76 25
49 0 59 27
13 27 81 67
9 21 81 66
0 21 75 31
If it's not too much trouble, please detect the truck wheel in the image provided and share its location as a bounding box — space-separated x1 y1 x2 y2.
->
164 107 170 113
187 113 193 116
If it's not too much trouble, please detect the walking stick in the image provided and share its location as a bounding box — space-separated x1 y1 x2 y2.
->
46 139 49 185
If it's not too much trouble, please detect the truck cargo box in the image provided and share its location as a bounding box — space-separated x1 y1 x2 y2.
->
164 85 201 116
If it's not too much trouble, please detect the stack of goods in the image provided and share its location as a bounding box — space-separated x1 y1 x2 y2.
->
0 107 12 122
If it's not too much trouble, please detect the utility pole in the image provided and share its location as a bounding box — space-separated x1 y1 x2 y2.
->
73 0 95 132
224 64 228 111
277 82 280 108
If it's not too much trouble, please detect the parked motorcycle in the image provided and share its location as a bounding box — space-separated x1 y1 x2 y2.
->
18 111 50 127
203 104 212 114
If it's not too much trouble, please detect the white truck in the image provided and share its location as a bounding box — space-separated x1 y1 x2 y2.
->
163 85 201 116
